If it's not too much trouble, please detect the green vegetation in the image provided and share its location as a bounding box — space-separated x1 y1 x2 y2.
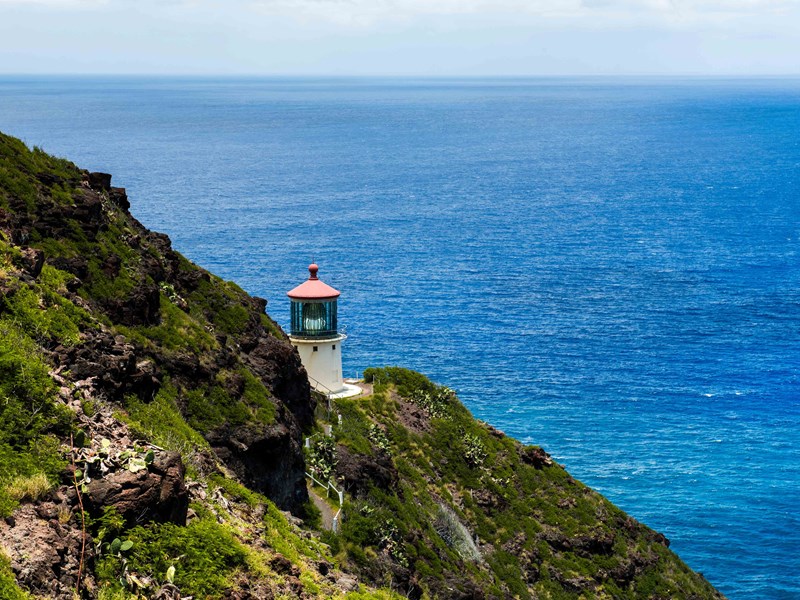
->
96 517 248 598
187 276 254 336
122 381 211 457
0 320 71 517
4 472 52 503
0 135 78 212
1 280 89 346
329 367 722 599
137 293 217 353
0 550 30 600
306 435 337 481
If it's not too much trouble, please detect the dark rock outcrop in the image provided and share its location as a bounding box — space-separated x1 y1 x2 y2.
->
243 334 313 432
52 330 160 402
335 444 398 498
208 422 307 510
87 171 112 191
520 445 553 469
109 186 129 210
19 247 44 278
85 452 189 526
99 281 162 326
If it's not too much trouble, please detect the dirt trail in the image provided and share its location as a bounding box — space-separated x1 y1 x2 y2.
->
308 485 336 530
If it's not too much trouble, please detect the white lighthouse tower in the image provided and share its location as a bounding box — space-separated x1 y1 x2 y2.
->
287 264 360 398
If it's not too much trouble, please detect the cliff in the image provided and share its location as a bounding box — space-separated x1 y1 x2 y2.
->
0 132 724 599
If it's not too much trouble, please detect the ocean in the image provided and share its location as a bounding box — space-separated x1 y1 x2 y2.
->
1 76 798 598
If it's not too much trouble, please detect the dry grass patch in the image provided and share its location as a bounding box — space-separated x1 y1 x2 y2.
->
5 473 51 503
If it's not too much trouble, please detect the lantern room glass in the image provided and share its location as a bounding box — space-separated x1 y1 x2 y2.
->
290 300 338 338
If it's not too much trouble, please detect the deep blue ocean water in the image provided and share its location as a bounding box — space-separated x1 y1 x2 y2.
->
1 76 798 598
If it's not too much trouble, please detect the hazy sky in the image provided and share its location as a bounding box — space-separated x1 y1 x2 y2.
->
0 0 798 76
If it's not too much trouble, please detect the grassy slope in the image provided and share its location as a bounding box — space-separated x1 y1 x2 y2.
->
319 368 724 598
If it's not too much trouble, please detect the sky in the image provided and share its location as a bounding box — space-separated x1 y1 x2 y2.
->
0 0 798 76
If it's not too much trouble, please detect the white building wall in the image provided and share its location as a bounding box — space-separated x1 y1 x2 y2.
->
290 334 346 394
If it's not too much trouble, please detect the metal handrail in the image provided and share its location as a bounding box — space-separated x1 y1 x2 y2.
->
305 470 345 533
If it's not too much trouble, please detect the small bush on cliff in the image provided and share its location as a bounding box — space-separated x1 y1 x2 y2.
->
96 517 248 598
368 423 392 456
306 436 337 481
4 472 51 503
462 432 487 469
363 366 436 398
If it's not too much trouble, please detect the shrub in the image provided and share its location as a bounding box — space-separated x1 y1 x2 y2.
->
368 423 392 456
409 386 454 420
96 518 248 598
306 436 337 481
462 432 487 469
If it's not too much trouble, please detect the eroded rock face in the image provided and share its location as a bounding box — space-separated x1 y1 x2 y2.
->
336 445 398 498
19 247 44 278
243 334 313 432
99 281 162 326
0 502 96 600
519 445 553 469
85 452 189 526
208 422 308 511
52 330 161 402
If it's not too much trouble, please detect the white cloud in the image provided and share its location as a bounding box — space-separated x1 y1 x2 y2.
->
239 0 797 28
0 0 792 23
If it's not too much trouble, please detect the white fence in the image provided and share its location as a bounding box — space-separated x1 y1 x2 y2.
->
305 471 344 533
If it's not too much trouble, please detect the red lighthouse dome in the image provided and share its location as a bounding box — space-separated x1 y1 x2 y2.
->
287 263 340 300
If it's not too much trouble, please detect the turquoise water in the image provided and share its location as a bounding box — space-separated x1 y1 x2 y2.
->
1 77 798 597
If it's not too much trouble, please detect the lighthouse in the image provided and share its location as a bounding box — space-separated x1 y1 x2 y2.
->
287 264 360 398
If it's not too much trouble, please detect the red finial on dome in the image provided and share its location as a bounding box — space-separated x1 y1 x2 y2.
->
308 263 319 280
